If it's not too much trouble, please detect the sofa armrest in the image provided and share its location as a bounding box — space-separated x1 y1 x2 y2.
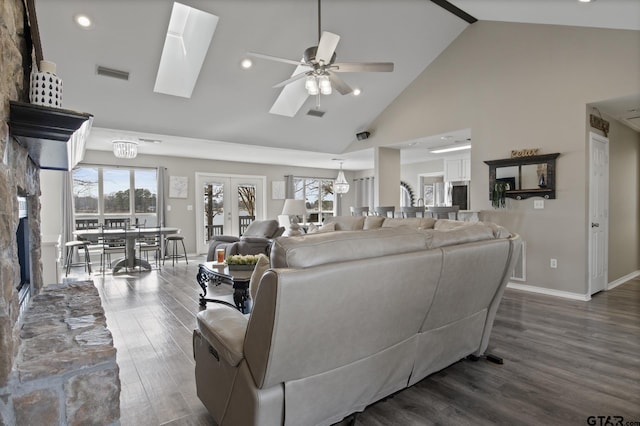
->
212 236 240 243
197 305 249 366
240 236 270 244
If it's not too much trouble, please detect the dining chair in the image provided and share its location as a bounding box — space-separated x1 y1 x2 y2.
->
350 206 369 216
374 206 395 218
136 225 161 269
401 206 427 218
100 225 127 273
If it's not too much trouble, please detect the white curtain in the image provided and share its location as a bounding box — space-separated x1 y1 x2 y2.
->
157 167 166 227
61 171 75 262
284 175 295 199
353 177 375 210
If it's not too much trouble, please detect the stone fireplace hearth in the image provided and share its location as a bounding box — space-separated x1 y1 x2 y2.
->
0 280 120 425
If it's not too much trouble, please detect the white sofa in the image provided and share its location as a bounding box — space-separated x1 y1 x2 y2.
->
193 221 521 425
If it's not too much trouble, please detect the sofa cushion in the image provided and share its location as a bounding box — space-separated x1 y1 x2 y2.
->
363 216 385 230
324 216 365 231
433 219 472 231
270 227 427 269
380 217 436 230
422 224 496 249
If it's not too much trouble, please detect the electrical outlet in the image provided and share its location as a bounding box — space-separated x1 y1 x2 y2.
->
550 258 557 268
167 205 172 211
534 199 544 209
187 205 193 211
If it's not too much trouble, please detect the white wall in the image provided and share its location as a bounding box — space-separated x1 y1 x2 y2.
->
345 21 640 296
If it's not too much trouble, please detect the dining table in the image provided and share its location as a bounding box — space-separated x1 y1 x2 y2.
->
73 227 179 273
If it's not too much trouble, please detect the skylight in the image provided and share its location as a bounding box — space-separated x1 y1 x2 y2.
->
153 2 218 98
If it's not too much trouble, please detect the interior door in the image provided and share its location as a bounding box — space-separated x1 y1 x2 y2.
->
588 132 609 295
195 173 266 255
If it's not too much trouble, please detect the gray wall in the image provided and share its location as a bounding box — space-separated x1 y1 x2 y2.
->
344 21 640 296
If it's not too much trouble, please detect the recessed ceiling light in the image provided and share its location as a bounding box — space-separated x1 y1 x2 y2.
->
353 88 361 96
578 0 594 3
74 14 93 29
241 58 252 69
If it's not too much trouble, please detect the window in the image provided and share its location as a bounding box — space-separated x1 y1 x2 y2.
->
293 177 334 223
72 167 158 228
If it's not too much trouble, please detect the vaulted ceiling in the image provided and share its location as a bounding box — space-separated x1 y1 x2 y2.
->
34 0 640 169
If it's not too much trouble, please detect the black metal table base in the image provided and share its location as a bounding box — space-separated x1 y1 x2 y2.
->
197 264 250 314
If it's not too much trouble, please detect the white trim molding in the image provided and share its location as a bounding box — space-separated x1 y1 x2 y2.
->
507 282 590 301
608 270 640 290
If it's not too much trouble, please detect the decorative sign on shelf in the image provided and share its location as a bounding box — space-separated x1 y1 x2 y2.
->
511 148 539 158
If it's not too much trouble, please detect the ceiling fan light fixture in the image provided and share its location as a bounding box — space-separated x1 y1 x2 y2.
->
305 75 319 95
319 75 332 95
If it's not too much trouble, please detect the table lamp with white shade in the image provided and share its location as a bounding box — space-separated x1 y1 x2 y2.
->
281 199 307 236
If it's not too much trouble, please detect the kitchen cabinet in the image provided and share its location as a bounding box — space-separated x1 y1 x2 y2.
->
445 158 470 182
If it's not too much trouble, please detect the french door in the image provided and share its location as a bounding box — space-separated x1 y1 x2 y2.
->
195 173 266 255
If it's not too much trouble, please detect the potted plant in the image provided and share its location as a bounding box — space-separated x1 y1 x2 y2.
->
492 181 509 208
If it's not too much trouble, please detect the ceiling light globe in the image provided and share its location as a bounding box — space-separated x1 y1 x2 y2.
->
74 14 92 28
318 75 332 95
305 76 319 95
352 88 361 96
241 58 252 69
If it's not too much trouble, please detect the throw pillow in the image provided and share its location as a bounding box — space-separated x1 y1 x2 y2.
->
318 222 336 233
249 254 270 301
306 223 319 234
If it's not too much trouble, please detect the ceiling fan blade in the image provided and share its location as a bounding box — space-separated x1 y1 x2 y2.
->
332 62 394 73
273 71 310 89
315 31 340 65
328 73 353 95
247 51 304 67
269 64 310 117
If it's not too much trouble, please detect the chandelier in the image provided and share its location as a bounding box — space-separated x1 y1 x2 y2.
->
112 140 138 159
334 161 349 194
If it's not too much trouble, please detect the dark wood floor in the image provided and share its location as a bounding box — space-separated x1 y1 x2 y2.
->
70 257 640 425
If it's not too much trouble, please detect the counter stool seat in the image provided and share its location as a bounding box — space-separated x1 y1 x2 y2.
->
164 235 188 266
64 240 92 276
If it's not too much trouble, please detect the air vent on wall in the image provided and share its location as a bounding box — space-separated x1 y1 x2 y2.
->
307 109 325 118
96 66 130 81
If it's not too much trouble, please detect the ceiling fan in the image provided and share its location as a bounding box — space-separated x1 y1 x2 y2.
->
247 0 394 117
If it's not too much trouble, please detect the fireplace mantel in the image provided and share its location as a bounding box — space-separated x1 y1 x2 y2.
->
9 101 93 171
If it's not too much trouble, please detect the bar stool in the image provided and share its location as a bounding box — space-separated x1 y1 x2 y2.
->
64 240 92 276
163 234 188 266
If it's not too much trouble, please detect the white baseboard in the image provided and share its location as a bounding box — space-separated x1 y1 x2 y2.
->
608 270 640 290
507 282 590 301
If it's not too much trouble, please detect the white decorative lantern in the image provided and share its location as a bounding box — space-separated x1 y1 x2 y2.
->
29 60 63 108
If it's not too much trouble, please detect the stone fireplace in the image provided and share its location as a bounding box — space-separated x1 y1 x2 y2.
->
0 2 119 424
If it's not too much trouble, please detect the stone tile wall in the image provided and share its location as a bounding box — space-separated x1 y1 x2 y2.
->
0 281 120 425
0 0 44 390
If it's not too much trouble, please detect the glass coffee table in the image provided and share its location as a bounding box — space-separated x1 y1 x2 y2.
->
196 262 252 313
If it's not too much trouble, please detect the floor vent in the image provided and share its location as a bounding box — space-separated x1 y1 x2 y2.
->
307 109 325 118
96 66 130 81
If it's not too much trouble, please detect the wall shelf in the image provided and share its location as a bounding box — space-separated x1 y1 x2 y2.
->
484 153 560 200
9 101 93 170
